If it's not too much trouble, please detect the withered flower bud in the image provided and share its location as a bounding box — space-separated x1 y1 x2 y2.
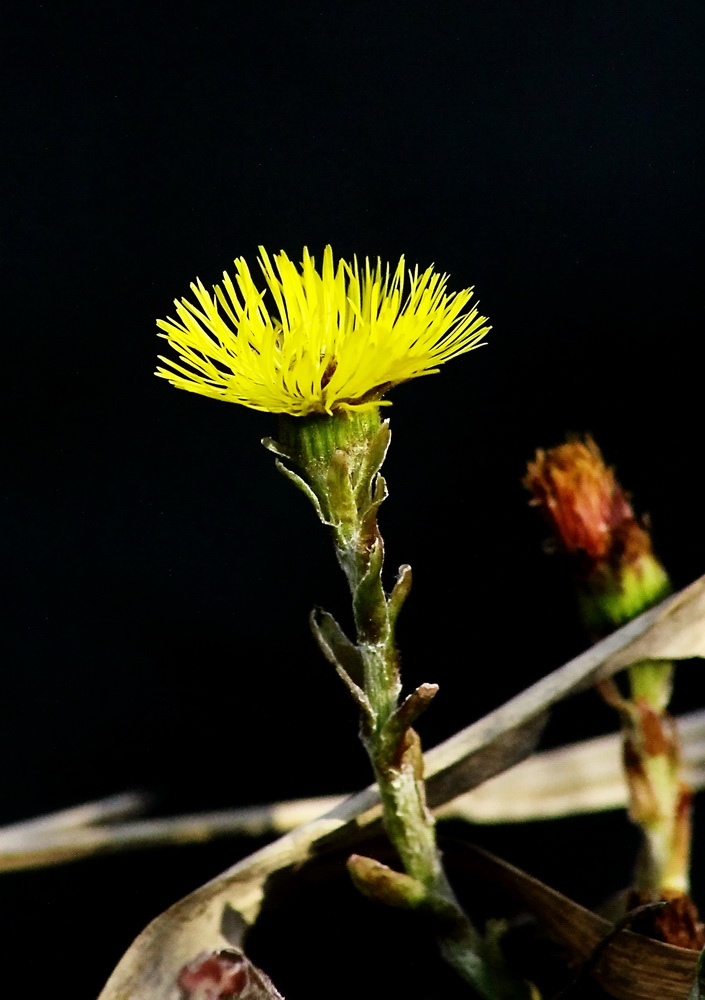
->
525 436 671 637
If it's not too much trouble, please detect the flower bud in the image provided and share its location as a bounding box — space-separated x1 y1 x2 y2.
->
524 436 671 637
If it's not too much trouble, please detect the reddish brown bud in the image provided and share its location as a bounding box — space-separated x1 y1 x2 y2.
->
525 436 671 635
626 890 705 950
177 949 283 1000
525 436 648 570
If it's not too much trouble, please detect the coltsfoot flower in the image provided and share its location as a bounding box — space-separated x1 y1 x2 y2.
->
524 436 671 635
156 246 489 416
525 436 642 567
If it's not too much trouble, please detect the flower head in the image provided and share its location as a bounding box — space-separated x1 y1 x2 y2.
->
525 436 642 567
525 436 671 634
156 246 489 416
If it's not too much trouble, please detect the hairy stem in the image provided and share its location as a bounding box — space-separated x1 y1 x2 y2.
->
273 410 531 997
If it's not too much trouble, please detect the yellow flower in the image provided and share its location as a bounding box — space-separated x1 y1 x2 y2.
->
156 246 490 416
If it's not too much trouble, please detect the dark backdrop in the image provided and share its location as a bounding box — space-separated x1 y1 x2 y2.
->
4 2 704 996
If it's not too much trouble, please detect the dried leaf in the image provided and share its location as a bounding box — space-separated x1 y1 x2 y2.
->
441 706 705 823
443 840 700 1000
99 575 705 1000
687 947 705 1000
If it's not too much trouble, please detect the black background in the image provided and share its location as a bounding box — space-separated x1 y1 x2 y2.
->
4 2 705 996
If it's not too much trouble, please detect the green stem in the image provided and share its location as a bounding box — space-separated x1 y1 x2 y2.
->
625 660 690 896
272 410 532 998
336 526 446 891
585 559 693 902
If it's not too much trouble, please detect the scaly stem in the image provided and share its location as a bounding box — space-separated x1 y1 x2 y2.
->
600 660 691 897
269 410 532 998
336 525 447 894
626 661 690 896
